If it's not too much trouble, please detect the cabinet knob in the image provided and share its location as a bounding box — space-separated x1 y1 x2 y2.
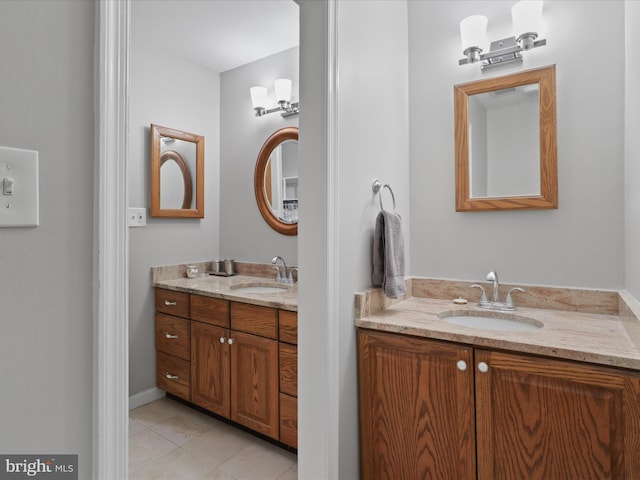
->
165 373 179 380
219 336 226 344
165 333 179 339
164 300 177 306
477 362 489 373
456 360 468 371
228 338 235 345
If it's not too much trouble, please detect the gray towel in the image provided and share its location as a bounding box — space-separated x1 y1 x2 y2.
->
372 210 405 298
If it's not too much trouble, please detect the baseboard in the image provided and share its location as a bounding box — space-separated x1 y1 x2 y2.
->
129 387 165 410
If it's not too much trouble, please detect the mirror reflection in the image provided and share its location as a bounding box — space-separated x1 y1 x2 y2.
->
263 139 298 224
254 126 298 235
150 124 204 218
469 84 540 198
160 138 195 209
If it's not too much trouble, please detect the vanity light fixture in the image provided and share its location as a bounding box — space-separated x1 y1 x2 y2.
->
459 0 546 71
250 78 299 118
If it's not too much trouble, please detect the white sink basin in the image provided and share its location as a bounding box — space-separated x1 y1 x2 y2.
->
438 311 542 332
230 283 291 294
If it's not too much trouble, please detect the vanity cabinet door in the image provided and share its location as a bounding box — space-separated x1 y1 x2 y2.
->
191 321 230 417
358 329 476 480
475 349 640 480
230 330 279 440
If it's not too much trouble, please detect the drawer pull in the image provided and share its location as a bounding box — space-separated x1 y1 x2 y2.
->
165 333 179 339
165 373 179 380
164 300 178 306
220 336 226 344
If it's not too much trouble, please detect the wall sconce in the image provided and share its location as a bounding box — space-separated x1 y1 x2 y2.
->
459 0 546 71
250 78 299 118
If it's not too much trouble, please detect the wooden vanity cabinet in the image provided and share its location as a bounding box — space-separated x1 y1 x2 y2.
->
278 310 298 448
358 328 640 480
475 349 640 480
156 289 297 446
155 289 191 400
358 329 476 480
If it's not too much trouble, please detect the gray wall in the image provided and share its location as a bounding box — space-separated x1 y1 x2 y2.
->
408 1 625 289
219 47 299 266
0 1 94 477
625 0 640 299
128 1 221 398
298 1 410 478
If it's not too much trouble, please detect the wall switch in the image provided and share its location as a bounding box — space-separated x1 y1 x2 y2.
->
128 207 147 227
0 146 38 227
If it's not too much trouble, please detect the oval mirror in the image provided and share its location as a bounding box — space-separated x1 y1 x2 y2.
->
254 127 298 235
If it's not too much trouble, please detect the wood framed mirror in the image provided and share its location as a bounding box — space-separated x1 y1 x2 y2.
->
454 65 557 211
254 126 298 236
150 124 204 218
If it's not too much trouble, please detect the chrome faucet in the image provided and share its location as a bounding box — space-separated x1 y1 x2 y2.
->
271 256 289 283
486 271 500 304
469 271 526 311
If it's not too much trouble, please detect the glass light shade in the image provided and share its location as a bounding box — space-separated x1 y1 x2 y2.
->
250 86 268 109
274 78 292 103
460 15 488 53
512 0 543 37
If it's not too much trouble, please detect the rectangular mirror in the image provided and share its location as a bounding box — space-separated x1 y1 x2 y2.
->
454 65 557 211
150 124 204 218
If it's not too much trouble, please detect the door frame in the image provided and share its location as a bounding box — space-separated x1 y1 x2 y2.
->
93 1 129 478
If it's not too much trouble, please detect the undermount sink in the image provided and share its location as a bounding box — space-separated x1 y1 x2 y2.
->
230 283 291 294
438 310 543 332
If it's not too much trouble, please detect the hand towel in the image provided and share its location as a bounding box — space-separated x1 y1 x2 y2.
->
372 210 406 298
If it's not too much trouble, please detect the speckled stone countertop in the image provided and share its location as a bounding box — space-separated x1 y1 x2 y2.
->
355 277 640 371
152 262 298 312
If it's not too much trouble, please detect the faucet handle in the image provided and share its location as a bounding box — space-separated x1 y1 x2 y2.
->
272 265 281 282
470 284 490 307
486 271 498 282
505 287 526 309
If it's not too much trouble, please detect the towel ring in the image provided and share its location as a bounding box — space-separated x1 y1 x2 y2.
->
372 179 396 211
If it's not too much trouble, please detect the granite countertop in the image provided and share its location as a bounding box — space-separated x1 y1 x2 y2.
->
355 278 640 371
152 262 297 312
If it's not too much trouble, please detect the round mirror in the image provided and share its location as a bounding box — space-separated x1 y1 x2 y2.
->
254 127 298 235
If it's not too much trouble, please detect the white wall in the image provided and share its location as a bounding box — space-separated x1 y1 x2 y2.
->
625 0 640 299
0 1 94 477
298 0 410 478
219 47 299 265
408 1 625 288
128 1 221 397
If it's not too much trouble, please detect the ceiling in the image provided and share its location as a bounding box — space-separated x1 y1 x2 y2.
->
137 0 299 73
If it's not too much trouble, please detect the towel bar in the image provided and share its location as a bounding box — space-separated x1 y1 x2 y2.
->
372 179 396 211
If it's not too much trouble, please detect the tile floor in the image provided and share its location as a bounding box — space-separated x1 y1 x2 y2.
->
129 397 297 480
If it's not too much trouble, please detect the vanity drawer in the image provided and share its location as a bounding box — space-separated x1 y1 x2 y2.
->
155 313 190 360
156 289 190 318
157 351 191 401
279 343 297 397
279 393 297 448
191 294 230 327
278 310 297 344
230 302 278 339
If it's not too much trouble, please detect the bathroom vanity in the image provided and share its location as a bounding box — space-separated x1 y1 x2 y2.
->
355 278 640 480
152 263 298 448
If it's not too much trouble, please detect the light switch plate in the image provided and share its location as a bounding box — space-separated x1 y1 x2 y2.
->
0 146 38 227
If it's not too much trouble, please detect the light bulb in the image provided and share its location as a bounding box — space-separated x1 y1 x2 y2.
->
274 78 292 104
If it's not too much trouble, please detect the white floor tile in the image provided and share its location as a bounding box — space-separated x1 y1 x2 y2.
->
217 442 296 480
128 428 178 473
129 447 217 480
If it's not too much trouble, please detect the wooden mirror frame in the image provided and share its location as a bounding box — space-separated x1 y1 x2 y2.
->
254 126 298 236
150 124 204 218
454 65 557 211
